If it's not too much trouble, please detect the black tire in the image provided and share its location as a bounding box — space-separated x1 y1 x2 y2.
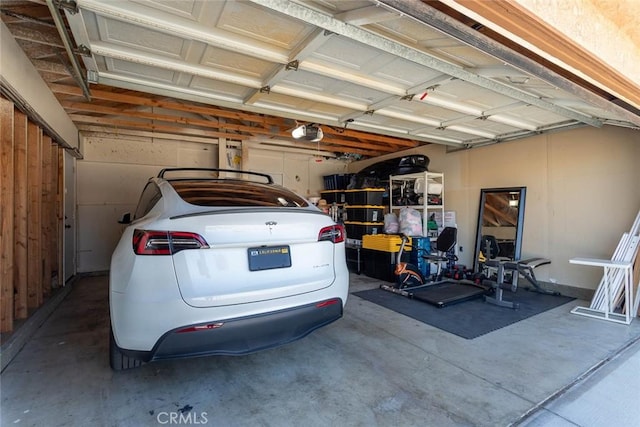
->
109 326 143 371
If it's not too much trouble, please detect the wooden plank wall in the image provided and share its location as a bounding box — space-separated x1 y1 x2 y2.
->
1 95 63 333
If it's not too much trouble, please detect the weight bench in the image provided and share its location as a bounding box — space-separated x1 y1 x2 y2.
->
503 258 560 296
483 257 559 309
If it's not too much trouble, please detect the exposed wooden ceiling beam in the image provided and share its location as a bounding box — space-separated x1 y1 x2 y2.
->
32 58 68 75
5 22 62 47
51 83 420 153
68 114 385 156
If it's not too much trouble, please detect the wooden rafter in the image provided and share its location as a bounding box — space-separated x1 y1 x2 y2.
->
483 193 518 226
48 83 421 156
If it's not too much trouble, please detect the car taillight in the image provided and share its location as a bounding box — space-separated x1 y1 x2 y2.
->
316 298 340 308
318 225 345 243
133 229 209 255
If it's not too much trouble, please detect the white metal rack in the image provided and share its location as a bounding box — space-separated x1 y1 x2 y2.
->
570 209 640 324
389 171 444 238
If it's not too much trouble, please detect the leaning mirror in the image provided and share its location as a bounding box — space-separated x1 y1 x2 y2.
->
473 187 526 273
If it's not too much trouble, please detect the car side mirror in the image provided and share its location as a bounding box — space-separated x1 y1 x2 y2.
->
118 213 132 225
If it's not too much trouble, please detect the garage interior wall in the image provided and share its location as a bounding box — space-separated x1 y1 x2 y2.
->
0 96 64 333
76 134 348 272
349 125 640 291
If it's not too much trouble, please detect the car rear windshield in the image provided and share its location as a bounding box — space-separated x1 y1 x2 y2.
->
169 180 310 207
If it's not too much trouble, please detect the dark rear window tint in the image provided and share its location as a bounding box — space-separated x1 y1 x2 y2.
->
169 180 309 207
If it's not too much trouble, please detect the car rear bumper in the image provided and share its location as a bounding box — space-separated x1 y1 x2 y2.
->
120 298 343 363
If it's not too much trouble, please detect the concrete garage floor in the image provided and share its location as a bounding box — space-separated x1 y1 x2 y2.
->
2 273 639 427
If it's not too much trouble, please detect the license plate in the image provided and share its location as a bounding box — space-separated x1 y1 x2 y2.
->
248 246 291 271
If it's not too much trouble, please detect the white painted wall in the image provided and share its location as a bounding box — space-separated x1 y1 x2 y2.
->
76 135 348 272
348 126 640 290
243 148 348 198
76 136 219 272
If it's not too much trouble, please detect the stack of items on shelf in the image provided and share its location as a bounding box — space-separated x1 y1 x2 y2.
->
319 177 388 275
320 168 451 281
356 171 447 281
318 174 352 225
319 187 387 243
342 188 386 245
322 173 353 191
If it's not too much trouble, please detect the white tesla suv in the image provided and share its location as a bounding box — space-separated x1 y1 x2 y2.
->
109 168 349 370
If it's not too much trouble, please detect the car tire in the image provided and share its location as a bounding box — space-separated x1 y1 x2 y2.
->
110 325 143 371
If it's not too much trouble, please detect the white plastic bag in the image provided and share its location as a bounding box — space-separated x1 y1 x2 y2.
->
399 207 423 236
384 212 399 234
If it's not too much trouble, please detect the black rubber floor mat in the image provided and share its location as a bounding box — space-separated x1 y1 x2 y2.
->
352 287 575 339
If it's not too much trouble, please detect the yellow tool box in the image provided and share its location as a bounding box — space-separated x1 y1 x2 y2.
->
362 234 411 252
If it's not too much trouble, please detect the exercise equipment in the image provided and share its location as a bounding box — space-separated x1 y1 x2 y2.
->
483 258 520 309
423 226 458 281
481 236 559 309
478 234 518 309
393 235 425 288
381 227 490 308
504 258 560 295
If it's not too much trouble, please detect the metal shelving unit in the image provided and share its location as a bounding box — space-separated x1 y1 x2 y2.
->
389 171 444 239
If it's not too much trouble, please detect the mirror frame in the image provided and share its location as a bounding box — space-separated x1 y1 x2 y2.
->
473 186 527 273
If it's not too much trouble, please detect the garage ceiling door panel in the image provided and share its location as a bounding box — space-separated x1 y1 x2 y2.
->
293 79 391 107
83 1 293 62
435 45 507 69
371 15 507 69
427 80 520 109
136 0 204 21
278 69 344 93
189 76 254 101
336 84 389 106
310 36 393 71
351 113 483 141
368 18 468 65
96 17 187 58
353 117 417 136
515 108 571 127
199 45 276 79
447 119 522 135
372 14 449 45
252 95 357 123
217 1 315 50
383 101 460 120
372 58 445 88
7 0 622 155
106 58 177 84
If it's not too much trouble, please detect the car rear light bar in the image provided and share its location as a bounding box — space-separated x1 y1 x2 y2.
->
318 225 345 243
316 298 340 308
177 323 224 333
133 229 209 255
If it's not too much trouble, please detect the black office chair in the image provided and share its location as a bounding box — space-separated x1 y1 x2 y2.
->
422 227 458 280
